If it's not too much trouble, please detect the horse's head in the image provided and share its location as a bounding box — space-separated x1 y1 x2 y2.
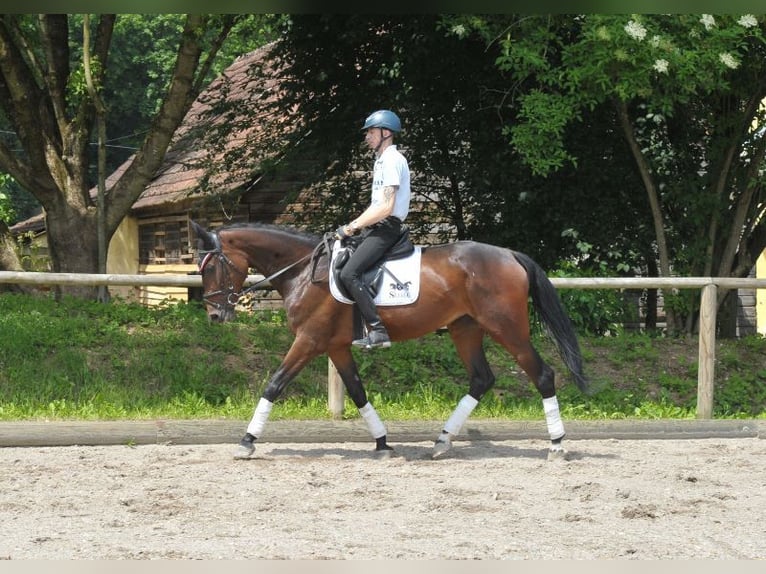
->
191 220 249 323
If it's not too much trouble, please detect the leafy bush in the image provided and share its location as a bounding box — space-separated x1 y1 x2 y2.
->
550 262 633 336
0 293 763 420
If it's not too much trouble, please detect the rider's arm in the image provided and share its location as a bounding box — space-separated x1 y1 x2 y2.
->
346 185 397 234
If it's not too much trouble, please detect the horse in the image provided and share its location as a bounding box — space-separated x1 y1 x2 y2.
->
190 220 589 461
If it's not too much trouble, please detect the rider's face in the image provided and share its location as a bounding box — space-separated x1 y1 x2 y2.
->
364 127 388 149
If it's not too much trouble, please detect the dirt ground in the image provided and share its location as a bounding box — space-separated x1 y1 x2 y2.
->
1 436 764 560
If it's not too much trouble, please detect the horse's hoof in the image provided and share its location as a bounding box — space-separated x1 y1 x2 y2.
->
233 440 255 460
547 447 569 462
432 437 452 459
375 446 395 460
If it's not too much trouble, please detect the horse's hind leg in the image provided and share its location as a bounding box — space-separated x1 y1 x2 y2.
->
488 328 568 460
433 317 496 459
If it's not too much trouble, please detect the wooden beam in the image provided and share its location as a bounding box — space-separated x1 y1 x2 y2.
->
697 283 717 419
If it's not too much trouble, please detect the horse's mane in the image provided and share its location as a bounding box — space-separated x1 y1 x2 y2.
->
220 222 323 245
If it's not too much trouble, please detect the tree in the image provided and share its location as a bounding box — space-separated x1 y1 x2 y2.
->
262 15 652 269
0 14 238 298
97 14 283 174
451 14 766 333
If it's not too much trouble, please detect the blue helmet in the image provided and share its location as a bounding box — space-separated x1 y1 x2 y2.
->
361 109 401 132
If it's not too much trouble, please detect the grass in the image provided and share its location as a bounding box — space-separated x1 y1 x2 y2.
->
0 292 764 422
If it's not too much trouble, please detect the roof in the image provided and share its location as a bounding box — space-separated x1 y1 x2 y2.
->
11 42 283 234
133 42 284 211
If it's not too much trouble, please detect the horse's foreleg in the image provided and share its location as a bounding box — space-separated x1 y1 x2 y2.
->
329 348 394 458
433 319 496 459
234 340 316 460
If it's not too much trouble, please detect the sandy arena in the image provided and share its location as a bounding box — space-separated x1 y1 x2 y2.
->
1 434 764 559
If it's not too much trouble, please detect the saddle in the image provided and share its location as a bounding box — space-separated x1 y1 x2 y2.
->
332 229 415 300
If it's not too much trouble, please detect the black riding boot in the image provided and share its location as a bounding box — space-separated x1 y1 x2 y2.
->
348 280 391 349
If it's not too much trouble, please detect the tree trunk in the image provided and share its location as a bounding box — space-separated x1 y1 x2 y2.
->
644 257 658 330
83 14 110 303
717 289 738 339
0 15 235 302
44 208 101 300
0 220 27 293
613 98 679 333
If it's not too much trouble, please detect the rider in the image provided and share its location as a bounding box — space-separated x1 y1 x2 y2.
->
336 109 411 349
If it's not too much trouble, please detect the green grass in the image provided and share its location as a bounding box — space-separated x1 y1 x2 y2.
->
0 292 764 421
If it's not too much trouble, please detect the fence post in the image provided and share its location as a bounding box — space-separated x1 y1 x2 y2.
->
327 359 345 419
696 282 717 419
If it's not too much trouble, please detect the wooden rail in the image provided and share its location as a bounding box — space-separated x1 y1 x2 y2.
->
1 271 764 420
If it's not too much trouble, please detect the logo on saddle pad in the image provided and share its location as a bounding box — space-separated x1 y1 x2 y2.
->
329 239 422 306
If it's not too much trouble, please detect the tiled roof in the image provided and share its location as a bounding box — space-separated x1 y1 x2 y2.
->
133 43 281 211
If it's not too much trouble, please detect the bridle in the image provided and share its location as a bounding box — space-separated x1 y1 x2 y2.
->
198 234 249 311
198 232 313 312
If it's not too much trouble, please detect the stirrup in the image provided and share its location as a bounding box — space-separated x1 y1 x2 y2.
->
352 328 391 349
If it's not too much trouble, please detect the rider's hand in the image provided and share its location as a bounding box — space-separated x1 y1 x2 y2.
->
334 225 350 240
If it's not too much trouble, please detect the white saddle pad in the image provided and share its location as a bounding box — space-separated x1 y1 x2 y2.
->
329 240 422 306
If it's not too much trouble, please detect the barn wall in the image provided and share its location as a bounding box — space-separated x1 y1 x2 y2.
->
107 216 140 301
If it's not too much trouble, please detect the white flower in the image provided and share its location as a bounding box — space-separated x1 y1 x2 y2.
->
653 59 669 74
737 14 758 28
624 20 647 41
719 52 740 69
700 14 716 30
451 24 467 38
649 35 662 48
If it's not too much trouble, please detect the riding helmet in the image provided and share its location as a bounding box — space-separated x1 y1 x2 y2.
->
361 109 402 132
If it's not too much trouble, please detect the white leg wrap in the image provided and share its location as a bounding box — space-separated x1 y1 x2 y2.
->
246 397 273 437
443 394 479 436
542 396 565 440
359 402 386 439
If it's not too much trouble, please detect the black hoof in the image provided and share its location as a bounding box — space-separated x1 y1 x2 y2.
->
233 433 256 460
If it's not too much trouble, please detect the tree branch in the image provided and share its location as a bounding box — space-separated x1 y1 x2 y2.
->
192 15 238 95
0 16 50 165
105 14 226 229
613 98 671 279
37 14 69 137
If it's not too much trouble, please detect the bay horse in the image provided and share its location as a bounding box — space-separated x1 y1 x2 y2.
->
191 221 589 460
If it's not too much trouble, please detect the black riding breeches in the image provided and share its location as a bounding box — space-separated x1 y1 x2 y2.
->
339 217 402 286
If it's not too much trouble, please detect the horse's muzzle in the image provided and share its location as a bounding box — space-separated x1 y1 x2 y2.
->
207 308 236 323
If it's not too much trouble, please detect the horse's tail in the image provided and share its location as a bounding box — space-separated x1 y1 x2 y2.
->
513 251 590 394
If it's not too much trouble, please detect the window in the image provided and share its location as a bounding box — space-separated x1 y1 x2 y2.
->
138 217 194 265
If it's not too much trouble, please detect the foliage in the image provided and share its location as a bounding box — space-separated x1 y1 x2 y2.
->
248 13 657 295
0 294 763 421
94 14 283 173
0 171 42 226
269 15 522 241
446 14 766 333
0 174 13 224
547 228 636 335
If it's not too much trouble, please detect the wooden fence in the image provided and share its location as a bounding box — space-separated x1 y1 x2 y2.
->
1 271 764 420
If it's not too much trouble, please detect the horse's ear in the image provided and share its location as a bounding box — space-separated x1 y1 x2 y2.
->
190 220 204 237
190 220 213 249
